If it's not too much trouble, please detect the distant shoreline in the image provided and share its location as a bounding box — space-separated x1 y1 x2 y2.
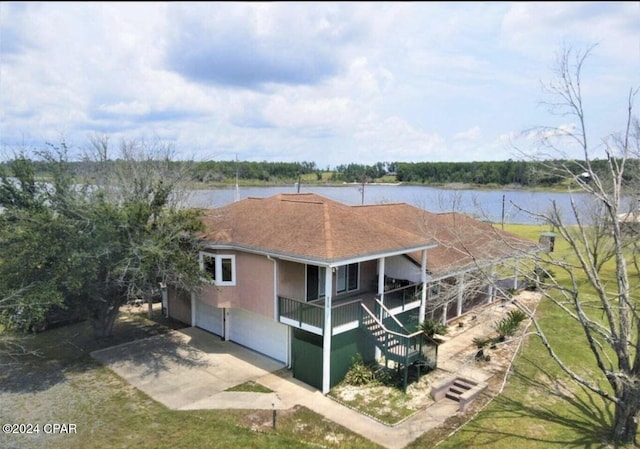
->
187 180 568 193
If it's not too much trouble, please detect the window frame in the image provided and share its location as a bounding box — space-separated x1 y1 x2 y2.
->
199 252 236 286
336 263 359 294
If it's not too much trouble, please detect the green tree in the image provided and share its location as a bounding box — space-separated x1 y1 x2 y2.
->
0 150 87 331
0 138 206 338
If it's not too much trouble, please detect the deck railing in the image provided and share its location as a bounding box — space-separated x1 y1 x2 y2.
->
277 296 362 335
278 296 324 330
376 282 422 313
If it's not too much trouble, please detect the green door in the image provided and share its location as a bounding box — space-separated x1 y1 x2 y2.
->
292 329 323 390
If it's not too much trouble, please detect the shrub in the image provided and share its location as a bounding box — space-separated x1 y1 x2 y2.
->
344 354 374 386
473 337 491 349
419 318 448 337
473 337 491 361
494 309 527 340
370 364 394 386
506 309 527 324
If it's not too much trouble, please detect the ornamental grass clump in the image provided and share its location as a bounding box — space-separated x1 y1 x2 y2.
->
344 354 374 386
418 318 448 338
494 309 527 341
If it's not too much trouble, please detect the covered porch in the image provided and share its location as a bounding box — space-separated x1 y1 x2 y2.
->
278 249 432 394
277 281 424 337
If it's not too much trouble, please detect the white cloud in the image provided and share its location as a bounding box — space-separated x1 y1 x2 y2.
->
0 2 637 166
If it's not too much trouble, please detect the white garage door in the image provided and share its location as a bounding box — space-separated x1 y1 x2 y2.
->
229 309 288 363
195 300 223 336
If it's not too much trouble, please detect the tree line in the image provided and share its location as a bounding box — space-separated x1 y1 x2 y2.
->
12 157 636 187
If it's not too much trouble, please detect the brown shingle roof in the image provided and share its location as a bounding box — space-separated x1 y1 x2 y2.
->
198 193 436 264
354 202 539 276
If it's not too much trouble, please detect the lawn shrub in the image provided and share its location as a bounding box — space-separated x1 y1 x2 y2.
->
344 354 374 386
494 309 527 341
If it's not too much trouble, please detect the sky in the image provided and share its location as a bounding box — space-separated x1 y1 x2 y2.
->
0 2 638 167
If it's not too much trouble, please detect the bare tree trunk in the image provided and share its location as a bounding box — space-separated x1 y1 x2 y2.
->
612 387 640 444
91 302 120 338
499 45 640 444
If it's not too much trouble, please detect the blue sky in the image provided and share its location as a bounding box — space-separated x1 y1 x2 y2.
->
1 2 638 166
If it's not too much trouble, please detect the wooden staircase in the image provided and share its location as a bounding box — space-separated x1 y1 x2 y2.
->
361 311 409 364
360 303 437 391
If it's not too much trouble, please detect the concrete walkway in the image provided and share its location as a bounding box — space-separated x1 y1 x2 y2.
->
93 300 517 449
257 370 462 449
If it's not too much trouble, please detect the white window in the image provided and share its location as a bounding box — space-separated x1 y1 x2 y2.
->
199 252 236 286
337 263 359 294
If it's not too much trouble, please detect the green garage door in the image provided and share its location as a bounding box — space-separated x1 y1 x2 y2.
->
292 329 323 390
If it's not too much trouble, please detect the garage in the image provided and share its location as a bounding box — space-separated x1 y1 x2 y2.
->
228 308 288 363
194 300 223 336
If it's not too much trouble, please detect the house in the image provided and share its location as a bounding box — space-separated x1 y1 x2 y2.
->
167 193 539 393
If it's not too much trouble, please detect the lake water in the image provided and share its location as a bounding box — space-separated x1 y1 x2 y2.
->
187 184 589 225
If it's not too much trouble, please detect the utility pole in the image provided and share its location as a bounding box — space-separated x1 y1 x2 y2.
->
501 194 505 230
234 154 240 203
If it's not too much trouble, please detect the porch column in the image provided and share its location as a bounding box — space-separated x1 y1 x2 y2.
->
377 257 385 314
488 282 494 304
419 250 427 323
190 292 196 326
223 309 230 341
488 265 496 304
456 274 464 317
375 257 385 361
322 267 333 394
513 260 519 290
160 283 168 318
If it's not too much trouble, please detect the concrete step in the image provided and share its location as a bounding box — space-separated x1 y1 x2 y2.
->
453 379 474 390
445 391 461 402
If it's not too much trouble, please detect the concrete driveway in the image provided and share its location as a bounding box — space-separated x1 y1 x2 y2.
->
91 327 286 410
90 320 501 449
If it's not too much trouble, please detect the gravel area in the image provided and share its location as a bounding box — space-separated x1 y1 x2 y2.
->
0 310 183 449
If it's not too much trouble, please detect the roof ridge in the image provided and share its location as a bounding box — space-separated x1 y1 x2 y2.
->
323 202 334 259
353 202 408 208
280 198 324 205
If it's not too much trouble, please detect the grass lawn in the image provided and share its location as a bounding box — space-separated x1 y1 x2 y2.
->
0 313 380 449
225 381 274 393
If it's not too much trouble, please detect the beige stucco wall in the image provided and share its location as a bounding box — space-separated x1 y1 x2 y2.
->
278 259 306 300
197 250 275 318
359 259 378 293
235 252 275 317
193 252 382 320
